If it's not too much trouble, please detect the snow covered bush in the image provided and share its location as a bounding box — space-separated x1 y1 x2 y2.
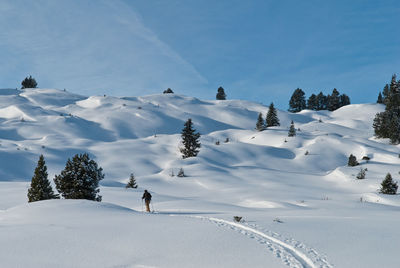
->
356 168 366 180
54 153 104 201
177 168 186 177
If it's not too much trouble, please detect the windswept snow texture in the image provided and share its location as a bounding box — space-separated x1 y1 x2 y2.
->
0 88 399 268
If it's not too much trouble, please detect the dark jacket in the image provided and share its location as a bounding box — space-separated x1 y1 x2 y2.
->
142 191 152 202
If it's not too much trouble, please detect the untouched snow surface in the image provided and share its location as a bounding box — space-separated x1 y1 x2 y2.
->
0 88 398 268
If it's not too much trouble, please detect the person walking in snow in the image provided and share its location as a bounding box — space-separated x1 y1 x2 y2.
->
142 190 152 212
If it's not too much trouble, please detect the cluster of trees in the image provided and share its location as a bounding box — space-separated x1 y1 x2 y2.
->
256 102 280 131
373 74 400 144
21 75 38 89
28 153 104 202
289 88 350 113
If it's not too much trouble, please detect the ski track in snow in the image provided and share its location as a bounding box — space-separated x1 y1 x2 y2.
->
191 216 333 268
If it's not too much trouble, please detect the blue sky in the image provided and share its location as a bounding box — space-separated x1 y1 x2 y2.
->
0 0 399 109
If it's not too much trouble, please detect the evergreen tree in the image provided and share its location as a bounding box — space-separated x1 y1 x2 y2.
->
216 87 226 100
126 173 138 189
256 112 265 131
180 119 201 158
382 84 390 105
288 121 296 137
288 88 306 112
54 153 104 201
327 88 340 111
163 88 174 94
339 94 351 107
380 173 398 195
347 154 359 166
374 74 400 144
266 102 280 127
356 168 366 180
27 155 59 202
307 94 317 110
177 168 185 177
316 92 327 110
21 75 38 89
377 92 383 104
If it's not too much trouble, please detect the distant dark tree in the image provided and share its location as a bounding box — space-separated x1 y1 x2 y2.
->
327 88 340 111
380 173 398 195
163 88 174 94
316 92 327 110
382 84 390 105
377 92 383 104
27 155 59 202
288 121 296 137
180 119 201 158
373 74 400 144
256 112 266 131
266 102 280 127
54 153 104 201
339 94 351 107
307 94 318 110
289 88 306 112
21 75 38 89
347 154 359 167
126 173 138 189
216 87 226 100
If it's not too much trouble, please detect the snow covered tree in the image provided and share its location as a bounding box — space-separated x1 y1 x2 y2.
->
180 119 201 158
163 88 174 94
177 168 186 177
216 86 226 100
21 75 38 89
288 88 306 113
256 112 265 131
288 121 296 137
380 173 398 195
54 153 104 201
347 154 359 166
126 173 138 189
27 155 59 202
266 102 280 127
356 168 366 180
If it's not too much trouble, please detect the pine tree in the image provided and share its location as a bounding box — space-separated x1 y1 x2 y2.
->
380 173 398 195
21 75 38 89
256 112 265 131
27 155 59 202
288 121 296 137
163 88 174 94
216 87 226 100
356 168 366 180
288 88 306 113
377 92 383 104
339 94 351 107
180 119 201 158
316 92 327 110
126 173 138 189
266 102 280 127
54 153 104 201
307 94 317 110
177 168 185 177
347 154 359 166
373 74 400 143
327 88 340 111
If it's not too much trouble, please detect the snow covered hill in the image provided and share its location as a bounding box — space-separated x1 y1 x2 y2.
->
0 88 398 268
